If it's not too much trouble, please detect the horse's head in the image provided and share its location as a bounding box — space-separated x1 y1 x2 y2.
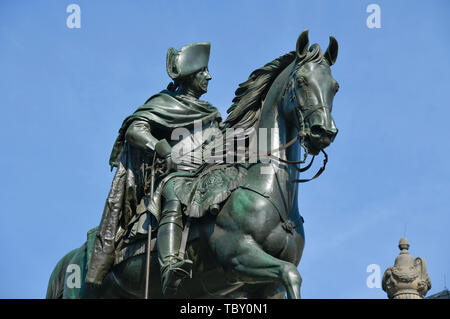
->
281 30 339 156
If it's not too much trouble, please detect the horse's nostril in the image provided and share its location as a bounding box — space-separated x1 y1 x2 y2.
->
310 125 337 146
310 126 324 135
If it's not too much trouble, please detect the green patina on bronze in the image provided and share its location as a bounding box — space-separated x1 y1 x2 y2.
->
47 30 340 299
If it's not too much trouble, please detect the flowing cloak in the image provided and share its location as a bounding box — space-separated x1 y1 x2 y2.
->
85 90 222 285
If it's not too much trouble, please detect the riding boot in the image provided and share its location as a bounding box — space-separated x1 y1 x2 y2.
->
157 199 193 296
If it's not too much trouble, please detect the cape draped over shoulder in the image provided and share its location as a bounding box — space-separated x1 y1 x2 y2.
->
109 90 222 169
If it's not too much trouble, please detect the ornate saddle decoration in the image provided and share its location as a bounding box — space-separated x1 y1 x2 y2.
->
173 164 247 218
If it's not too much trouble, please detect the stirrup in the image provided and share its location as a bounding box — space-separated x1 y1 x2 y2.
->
162 259 193 296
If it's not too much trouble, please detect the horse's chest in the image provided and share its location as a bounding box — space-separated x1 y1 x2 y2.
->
242 164 294 222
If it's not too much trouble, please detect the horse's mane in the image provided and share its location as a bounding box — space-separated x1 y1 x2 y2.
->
224 44 325 130
224 51 296 129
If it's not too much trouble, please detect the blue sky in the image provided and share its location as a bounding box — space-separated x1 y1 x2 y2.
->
0 0 449 298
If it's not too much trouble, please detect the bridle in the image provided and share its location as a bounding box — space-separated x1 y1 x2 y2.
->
254 71 330 184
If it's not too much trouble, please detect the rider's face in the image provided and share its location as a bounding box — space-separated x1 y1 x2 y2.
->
192 68 212 94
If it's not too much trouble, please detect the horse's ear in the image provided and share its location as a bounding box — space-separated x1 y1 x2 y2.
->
296 29 309 60
324 36 338 66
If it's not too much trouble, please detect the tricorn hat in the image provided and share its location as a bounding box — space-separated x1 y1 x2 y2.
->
166 42 210 80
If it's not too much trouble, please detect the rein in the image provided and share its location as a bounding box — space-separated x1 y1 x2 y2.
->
220 64 331 183
222 99 329 183
262 136 328 184
232 132 328 184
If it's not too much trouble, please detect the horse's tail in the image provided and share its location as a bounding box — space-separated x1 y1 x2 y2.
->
46 248 79 299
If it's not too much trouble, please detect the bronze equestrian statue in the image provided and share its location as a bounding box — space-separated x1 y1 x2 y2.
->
46 30 339 299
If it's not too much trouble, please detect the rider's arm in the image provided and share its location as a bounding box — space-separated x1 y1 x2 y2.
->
125 120 158 153
125 120 173 159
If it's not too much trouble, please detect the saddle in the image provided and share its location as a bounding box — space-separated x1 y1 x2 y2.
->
111 163 248 266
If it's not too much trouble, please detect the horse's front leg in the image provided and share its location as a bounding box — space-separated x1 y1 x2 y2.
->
211 188 302 299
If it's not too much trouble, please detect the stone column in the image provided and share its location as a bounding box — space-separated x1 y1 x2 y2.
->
382 237 431 299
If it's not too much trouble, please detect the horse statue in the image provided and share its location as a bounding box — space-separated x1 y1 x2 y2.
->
46 30 339 299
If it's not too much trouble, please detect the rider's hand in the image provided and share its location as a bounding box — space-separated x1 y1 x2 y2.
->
164 154 177 175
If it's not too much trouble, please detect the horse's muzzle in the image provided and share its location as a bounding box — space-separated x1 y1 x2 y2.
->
303 124 338 155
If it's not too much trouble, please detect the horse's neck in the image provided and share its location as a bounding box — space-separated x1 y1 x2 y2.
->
250 64 300 218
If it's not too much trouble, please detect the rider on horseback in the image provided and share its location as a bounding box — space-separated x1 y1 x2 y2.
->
86 42 224 296
50 31 339 300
